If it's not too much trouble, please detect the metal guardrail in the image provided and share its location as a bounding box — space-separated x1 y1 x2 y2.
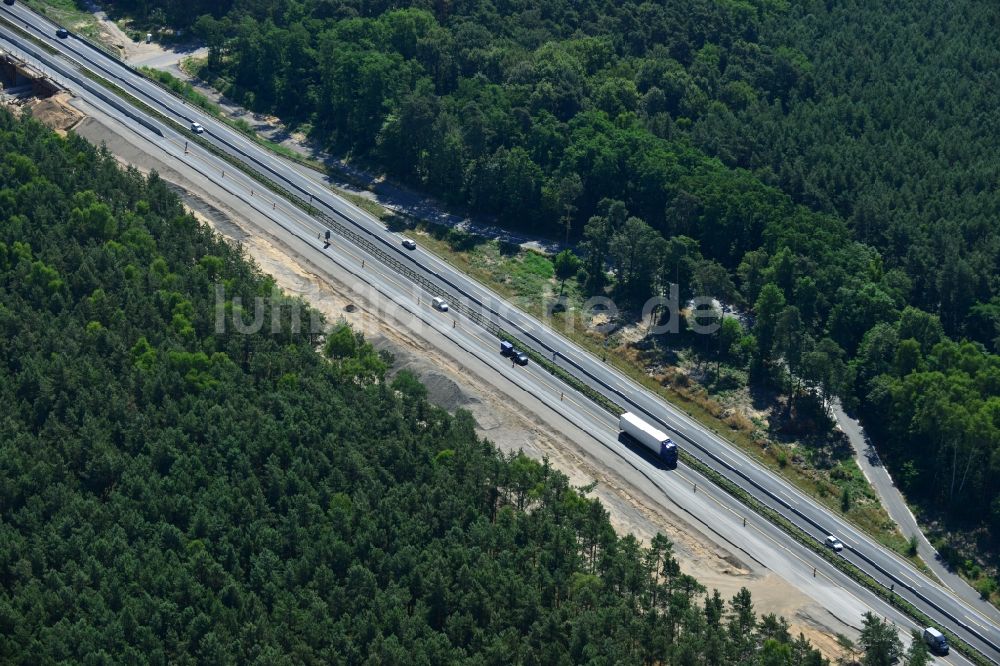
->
184 96 1000 666
4 9 996 662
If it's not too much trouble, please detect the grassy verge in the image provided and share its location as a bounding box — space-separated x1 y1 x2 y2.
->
932 535 1000 606
140 66 220 114
407 222 923 561
338 191 394 222
16 0 992 594
178 57 397 198
679 448 991 666
137 67 329 173
18 4 936 579
22 0 102 42
4 15 993 661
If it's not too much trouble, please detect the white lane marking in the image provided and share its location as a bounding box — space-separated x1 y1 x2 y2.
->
965 614 987 631
39 26 1000 641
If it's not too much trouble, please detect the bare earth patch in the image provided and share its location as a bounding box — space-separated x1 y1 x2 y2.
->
189 214 851 657
21 93 83 134
54 97 858 660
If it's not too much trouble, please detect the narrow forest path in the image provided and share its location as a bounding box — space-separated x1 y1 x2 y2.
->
833 401 1000 623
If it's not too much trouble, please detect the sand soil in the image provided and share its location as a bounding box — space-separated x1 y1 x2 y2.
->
45 96 857 660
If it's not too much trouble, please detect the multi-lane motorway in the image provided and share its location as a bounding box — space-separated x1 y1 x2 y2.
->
2 4 999 663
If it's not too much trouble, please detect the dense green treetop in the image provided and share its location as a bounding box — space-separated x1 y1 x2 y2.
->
107 0 1000 557
0 108 835 664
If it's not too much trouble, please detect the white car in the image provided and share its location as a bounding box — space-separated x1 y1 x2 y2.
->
431 297 449 312
190 122 205 134
825 535 844 552
401 238 417 250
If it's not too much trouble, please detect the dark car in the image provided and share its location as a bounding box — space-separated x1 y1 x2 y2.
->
3 0 16 7
56 27 69 38
514 351 529 366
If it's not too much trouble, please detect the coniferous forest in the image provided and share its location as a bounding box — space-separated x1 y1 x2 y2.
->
103 0 1000 550
0 109 834 663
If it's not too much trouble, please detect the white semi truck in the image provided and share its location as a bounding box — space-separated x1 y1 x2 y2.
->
619 412 678 466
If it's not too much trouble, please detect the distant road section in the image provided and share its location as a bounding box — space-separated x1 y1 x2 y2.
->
834 401 1000 624
1 4 997 663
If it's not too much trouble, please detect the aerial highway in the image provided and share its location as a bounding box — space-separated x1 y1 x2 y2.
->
2 5 998 663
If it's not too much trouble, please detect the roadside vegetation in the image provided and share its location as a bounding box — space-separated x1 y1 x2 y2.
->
19 0 101 40
138 66 327 171
140 66 219 115
67 0 1000 600
403 219 919 564
0 107 841 665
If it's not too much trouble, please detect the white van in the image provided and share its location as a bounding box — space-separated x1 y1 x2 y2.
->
923 627 948 654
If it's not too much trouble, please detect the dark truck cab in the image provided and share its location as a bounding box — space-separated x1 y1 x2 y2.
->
499 341 528 365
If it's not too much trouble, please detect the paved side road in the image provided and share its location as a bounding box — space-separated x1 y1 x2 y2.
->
9 4 993 652
833 401 1000 623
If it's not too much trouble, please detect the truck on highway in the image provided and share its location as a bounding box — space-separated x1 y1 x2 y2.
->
619 412 678 466
499 340 528 365
923 627 949 655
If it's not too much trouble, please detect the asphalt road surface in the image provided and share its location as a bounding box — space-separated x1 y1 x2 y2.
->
833 401 1000 624
1 5 997 663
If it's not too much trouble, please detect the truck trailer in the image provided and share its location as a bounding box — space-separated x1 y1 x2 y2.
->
619 412 678 466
